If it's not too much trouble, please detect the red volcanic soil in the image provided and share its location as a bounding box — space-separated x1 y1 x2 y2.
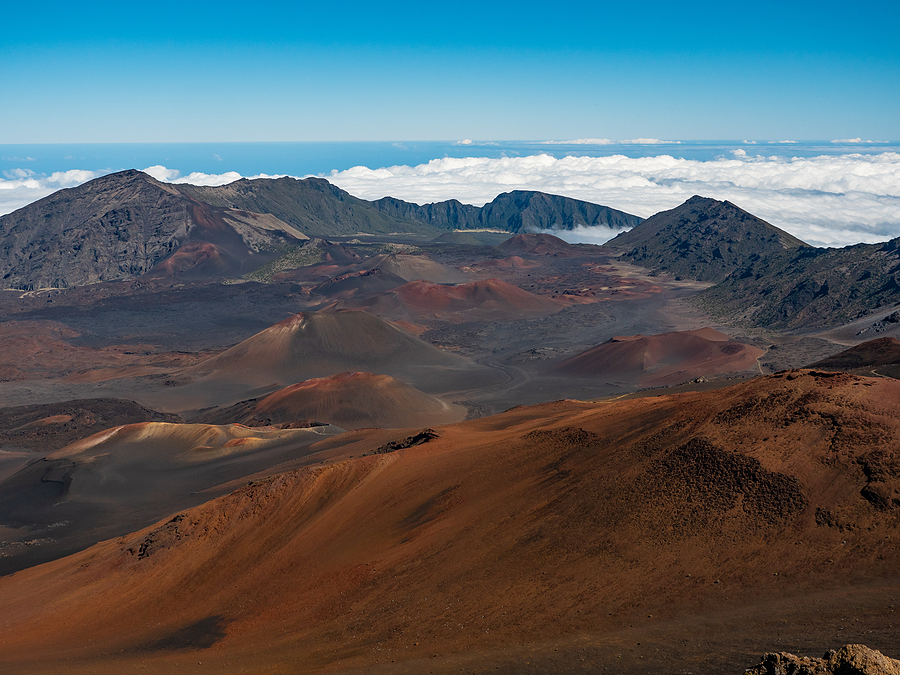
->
0 370 898 674
497 232 582 256
556 327 764 386
352 278 564 322
196 372 465 430
147 241 231 277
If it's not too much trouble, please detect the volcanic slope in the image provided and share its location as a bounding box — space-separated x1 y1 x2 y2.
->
356 278 565 322
355 253 467 283
194 371 466 430
0 371 898 674
807 337 900 379
173 310 502 404
0 170 309 288
606 195 809 282
0 420 342 575
698 237 900 330
555 327 764 386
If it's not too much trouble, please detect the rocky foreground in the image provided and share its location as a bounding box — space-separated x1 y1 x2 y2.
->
746 644 900 675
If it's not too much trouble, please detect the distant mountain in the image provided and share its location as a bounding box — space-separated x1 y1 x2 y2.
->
373 190 642 233
606 196 809 282
177 177 438 239
698 238 900 330
0 171 642 289
0 170 310 289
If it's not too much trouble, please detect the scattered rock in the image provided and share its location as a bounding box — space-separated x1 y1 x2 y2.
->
745 644 900 675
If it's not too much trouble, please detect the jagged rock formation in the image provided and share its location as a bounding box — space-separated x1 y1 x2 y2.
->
373 189 642 233
607 195 808 282
745 644 900 675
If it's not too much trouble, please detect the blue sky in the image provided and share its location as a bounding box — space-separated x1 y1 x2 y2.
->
2 0 898 142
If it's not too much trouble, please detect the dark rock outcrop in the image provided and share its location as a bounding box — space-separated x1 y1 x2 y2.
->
607 195 808 283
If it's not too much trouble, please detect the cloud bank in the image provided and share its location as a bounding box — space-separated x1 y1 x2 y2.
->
325 153 900 247
1 153 898 248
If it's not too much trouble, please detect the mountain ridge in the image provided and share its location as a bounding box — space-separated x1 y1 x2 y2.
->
605 195 809 282
0 171 642 289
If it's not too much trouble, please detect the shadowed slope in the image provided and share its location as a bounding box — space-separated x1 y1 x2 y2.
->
0 420 341 575
0 371 898 674
810 337 900 370
194 372 465 430
555 327 764 386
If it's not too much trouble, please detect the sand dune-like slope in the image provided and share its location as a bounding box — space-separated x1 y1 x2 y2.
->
0 421 341 575
195 372 465 429
171 310 502 405
1 370 898 674
349 278 564 322
357 253 467 283
556 327 764 386
472 254 540 269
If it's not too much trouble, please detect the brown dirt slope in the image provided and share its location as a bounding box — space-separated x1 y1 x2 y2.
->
0 370 898 674
0 420 342 575
178 309 501 397
555 327 764 386
194 372 465 430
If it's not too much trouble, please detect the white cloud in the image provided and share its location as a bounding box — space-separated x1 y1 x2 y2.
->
832 138 888 144
455 139 473 145
537 225 632 245
538 138 679 145
2 153 899 249
732 149 747 157
142 165 244 186
0 169 107 214
326 152 900 248
769 140 798 144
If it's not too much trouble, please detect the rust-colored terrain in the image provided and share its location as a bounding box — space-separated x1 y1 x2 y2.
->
0 177 896 674
0 371 898 674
